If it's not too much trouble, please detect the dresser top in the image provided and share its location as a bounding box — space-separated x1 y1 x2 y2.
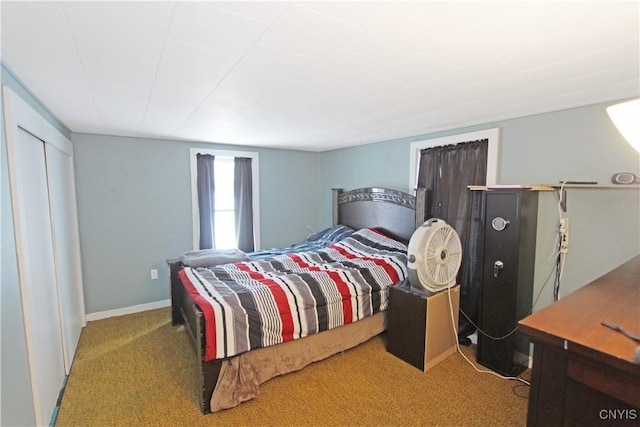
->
519 255 640 371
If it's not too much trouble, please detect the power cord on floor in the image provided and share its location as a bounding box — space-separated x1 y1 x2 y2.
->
440 251 565 394
512 382 530 399
445 286 531 387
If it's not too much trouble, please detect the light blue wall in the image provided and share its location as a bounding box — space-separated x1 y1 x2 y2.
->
72 133 321 314
75 100 640 316
1 62 71 427
320 101 640 311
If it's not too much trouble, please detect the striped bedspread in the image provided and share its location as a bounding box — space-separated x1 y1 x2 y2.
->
179 228 408 361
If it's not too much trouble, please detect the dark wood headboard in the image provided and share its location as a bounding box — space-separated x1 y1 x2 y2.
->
332 187 429 242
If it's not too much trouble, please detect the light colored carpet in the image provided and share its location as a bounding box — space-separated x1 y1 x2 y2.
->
56 308 529 426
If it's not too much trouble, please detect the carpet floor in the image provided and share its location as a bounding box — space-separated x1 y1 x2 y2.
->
55 308 529 426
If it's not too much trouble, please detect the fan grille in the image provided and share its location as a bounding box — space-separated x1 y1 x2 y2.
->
408 219 462 293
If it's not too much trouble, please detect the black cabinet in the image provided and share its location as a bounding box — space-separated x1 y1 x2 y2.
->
477 190 538 376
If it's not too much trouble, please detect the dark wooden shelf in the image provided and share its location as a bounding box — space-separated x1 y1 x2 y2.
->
468 184 639 212
469 184 640 191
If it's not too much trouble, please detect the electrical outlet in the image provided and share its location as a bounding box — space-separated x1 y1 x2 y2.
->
150 269 158 280
559 218 569 254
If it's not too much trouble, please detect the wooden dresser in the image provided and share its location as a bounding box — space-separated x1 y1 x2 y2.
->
519 255 640 426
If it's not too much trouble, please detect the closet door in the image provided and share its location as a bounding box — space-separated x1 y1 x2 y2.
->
7 127 66 426
4 87 85 426
45 142 85 372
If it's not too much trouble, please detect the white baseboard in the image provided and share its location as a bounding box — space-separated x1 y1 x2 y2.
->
86 299 171 322
469 331 478 345
470 333 533 369
514 350 532 369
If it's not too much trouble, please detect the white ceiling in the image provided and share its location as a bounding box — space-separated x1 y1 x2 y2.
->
1 1 639 152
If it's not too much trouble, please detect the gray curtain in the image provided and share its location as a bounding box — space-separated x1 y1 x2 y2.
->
417 139 487 344
197 153 215 250
234 157 254 252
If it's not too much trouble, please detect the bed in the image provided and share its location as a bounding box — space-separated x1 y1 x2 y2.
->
167 187 429 413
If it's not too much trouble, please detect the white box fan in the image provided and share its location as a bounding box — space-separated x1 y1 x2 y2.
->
407 218 462 294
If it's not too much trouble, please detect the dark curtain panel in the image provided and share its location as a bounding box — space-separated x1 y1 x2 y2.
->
417 139 488 344
234 157 255 252
197 153 215 250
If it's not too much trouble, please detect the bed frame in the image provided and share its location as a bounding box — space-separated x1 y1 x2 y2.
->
167 187 428 413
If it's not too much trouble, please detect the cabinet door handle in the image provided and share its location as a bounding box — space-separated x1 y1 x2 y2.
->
493 260 504 278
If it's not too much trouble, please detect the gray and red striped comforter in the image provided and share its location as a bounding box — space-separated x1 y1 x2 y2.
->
179 228 408 361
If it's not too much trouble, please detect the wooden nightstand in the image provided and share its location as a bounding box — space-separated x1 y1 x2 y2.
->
386 283 460 371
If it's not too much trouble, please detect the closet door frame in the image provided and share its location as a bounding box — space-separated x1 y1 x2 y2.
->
3 87 86 426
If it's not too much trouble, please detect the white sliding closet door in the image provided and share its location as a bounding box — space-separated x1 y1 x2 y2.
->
4 87 85 426
7 126 65 426
45 142 85 372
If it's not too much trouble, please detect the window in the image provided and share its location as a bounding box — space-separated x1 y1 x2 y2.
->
212 157 236 249
408 128 501 189
190 148 260 250
407 128 501 345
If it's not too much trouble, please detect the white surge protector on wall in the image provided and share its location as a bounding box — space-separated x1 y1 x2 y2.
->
559 218 569 254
